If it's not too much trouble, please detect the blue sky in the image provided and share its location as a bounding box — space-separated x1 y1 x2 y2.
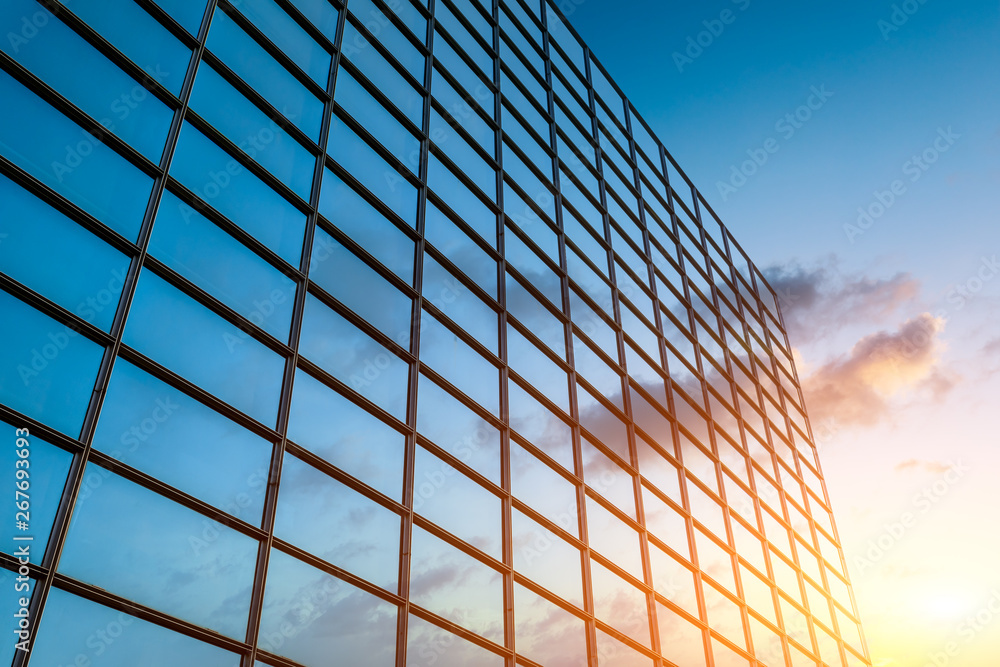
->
566 2 1000 665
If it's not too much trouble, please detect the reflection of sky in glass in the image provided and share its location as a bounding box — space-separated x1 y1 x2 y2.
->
510 440 578 537
93 359 272 523
408 526 503 643
508 379 573 471
273 452 400 592
590 558 650 647
0 289 104 437
259 548 396 666
513 583 588 667
30 587 238 667
0 420 71 556
512 509 582 608
60 467 257 639
405 614 504 667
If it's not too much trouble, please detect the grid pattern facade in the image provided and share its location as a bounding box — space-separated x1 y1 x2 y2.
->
0 0 870 666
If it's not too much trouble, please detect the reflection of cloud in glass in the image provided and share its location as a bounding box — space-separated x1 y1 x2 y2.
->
513 583 588 667
405 614 504 667
590 559 650 647
59 467 257 639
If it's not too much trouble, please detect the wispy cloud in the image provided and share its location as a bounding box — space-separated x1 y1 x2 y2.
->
802 314 950 426
763 257 920 345
894 459 954 474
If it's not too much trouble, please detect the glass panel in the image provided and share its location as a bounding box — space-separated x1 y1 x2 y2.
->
149 191 297 341
60 467 258 639
512 508 583 607
0 0 174 161
422 254 497 353
31 588 238 666
507 324 569 413
413 445 502 558
169 121 307 266
326 117 418 225
310 227 412 345
316 170 416 280
123 271 286 425
340 21 423 126
595 628 655 667
0 421 71 557
299 293 410 420
188 62 316 199
335 68 421 174
288 368 405 500
510 440 578 537
231 0 332 84
415 373 501 484
259 548 397 666
418 310 499 415
513 583 589 666
347 0 424 80
0 290 104 436
60 0 191 94
657 601 708 667
153 0 207 35
0 174 130 333
507 379 573 471
274 452 400 591
409 526 504 642
0 68 153 242
406 614 505 667
92 359 272 524
586 497 642 580
206 9 324 136
424 201 497 296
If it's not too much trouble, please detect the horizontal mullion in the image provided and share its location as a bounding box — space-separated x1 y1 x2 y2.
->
0 273 115 348
305 281 415 361
131 0 202 46
217 0 330 101
498 60 551 123
437 0 497 56
161 178 305 279
408 605 511 659
183 109 312 214
294 358 410 434
428 98 500 166
0 53 161 179
141 257 296 358
85 448 269 542
115 345 284 443
198 50 324 155
430 57 498 121
51 574 252 655
336 57 426 137
411 512 506 572
0 156 142 258
421 243 502 307
433 22 497 92
272 0 341 55
342 13 428 92
427 143 501 212
419 299 501 367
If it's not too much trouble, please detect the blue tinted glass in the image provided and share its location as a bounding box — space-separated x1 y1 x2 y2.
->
407 614 506 667
93 359 273 524
60 467 258 639
259 549 397 666
0 69 153 242
310 227 412 345
60 0 191 95
232 0 332 84
334 68 420 174
189 63 316 199
346 0 424 80
0 291 104 436
340 22 423 126
0 175 130 332
315 171 415 281
123 271 286 425
325 117 418 225
274 453 401 590
298 294 409 420
288 369 405 499
422 254 497 353
31 588 241 666
288 0 340 40
0 0 173 162
0 570 34 667
149 191 297 341
424 201 497 296
206 10 323 138
170 122 307 266
419 311 499 415
0 421 71 557
152 0 207 34
427 154 496 245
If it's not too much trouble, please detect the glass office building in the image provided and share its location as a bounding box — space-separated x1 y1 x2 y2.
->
0 0 870 665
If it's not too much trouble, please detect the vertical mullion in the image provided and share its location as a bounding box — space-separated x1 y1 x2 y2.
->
11 2 220 666
242 2 348 665
395 1 435 664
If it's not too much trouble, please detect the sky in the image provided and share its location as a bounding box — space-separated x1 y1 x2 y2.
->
566 1 1000 665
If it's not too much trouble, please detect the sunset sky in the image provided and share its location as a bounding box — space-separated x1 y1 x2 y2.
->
567 1 1000 664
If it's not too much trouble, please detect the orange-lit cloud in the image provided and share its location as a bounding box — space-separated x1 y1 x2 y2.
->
801 314 948 426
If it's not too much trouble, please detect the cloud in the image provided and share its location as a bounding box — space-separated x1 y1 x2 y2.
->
894 459 953 474
762 258 920 345
801 314 949 426
982 337 1000 356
